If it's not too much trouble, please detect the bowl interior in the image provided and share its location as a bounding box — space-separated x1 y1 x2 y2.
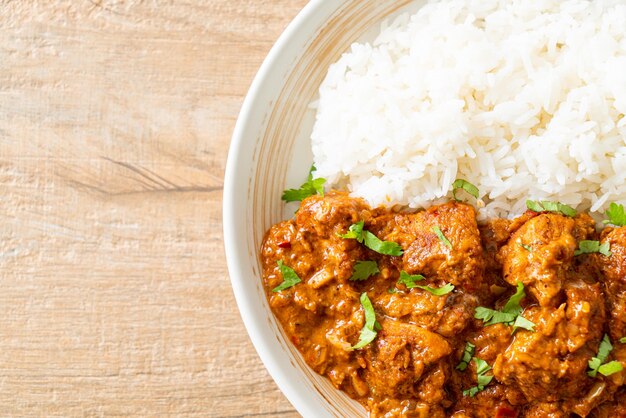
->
225 0 426 416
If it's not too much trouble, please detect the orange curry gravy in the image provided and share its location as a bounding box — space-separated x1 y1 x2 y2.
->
260 192 626 417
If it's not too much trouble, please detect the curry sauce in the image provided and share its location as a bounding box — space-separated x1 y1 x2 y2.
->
260 192 626 417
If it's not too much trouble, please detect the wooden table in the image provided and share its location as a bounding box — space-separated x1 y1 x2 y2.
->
1 1 307 416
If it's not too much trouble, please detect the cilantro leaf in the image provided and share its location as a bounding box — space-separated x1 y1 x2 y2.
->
588 358 602 377
597 334 613 363
364 231 404 256
339 221 365 241
452 179 480 201
353 293 378 350
620 337 626 344
462 358 493 397
397 271 425 288
604 202 626 227
526 200 577 217
502 282 526 316
518 242 533 252
475 282 535 331
574 240 612 257
588 334 619 378
340 222 403 256
474 307 517 326
526 200 545 212
272 260 302 292
456 342 476 371
349 260 379 281
281 165 326 202
512 315 536 333
598 361 623 377
352 327 377 351
433 226 452 248
418 283 455 296
397 271 454 296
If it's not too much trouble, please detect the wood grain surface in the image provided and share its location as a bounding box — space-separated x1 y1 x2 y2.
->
0 1 307 416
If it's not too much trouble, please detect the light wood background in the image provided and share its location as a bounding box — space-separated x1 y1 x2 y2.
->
0 1 307 416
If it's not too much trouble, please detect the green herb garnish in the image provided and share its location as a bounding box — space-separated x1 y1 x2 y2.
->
349 261 379 281
588 334 624 377
432 226 452 248
272 260 302 292
397 271 454 296
452 179 480 201
574 240 611 257
281 165 326 202
387 288 398 294
420 283 455 296
620 337 626 344
512 315 536 333
518 242 533 252
604 202 626 227
526 200 577 217
462 358 494 397
352 293 379 350
598 361 624 377
456 342 476 371
475 282 535 332
339 221 404 256
397 271 426 288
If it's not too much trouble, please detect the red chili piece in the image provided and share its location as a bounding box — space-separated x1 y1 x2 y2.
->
495 405 518 418
278 240 292 249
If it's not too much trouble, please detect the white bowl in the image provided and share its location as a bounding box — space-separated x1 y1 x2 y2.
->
223 1 425 416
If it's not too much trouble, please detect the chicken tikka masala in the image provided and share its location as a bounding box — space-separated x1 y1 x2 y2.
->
260 191 626 417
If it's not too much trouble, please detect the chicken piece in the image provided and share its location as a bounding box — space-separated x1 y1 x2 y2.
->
499 213 595 307
295 191 373 238
589 387 626 417
449 385 519 418
371 202 485 294
363 319 452 399
492 280 605 403
373 285 479 338
597 226 626 342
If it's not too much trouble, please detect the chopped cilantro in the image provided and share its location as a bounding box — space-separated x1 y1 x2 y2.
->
281 165 326 202
502 282 526 316
272 260 302 292
339 222 403 256
456 342 476 371
475 282 535 332
526 200 577 217
462 358 494 397
397 271 425 288
588 334 623 377
512 315 536 333
574 240 612 257
339 221 364 240
452 179 480 201
474 307 517 326
363 231 404 256
432 226 452 248
397 271 454 296
518 242 533 252
604 202 626 227
620 337 626 344
353 293 379 350
349 260 379 281
598 361 623 377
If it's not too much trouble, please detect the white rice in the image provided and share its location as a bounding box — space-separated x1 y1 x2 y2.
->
311 0 626 218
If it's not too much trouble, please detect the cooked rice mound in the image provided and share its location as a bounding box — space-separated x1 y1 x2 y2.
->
311 0 626 218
